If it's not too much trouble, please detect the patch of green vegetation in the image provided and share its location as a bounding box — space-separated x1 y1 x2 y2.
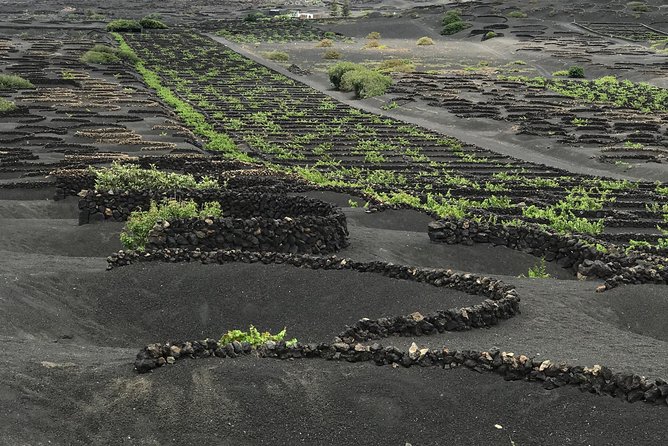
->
381 101 399 110
92 162 219 192
61 70 75 80
363 39 385 49
484 31 498 40
121 199 222 250
80 44 138 65
568 66 585 78
244 12 266 22
139 17 168 29
627 1 649 13
552 70 569 77
527 258 550 278
0 97 17 113
571 117 588 126
441 10 471 35
501 74 668 113
218 325 297 348
328 62 391 98
0 74 34 90
317 38 334 47
417 36 434 46
377 59 415 73
342 69 392 98
113 33 241 157
264 50 290 62
106 19 142 32
507 11 528 18
442 21 471 35
366 32 381 40
624 141 644 149
323 50 342 59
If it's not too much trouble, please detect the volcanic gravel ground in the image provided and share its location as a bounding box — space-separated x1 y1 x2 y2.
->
2 353 667 446
1 1 668 443
1 188 667 445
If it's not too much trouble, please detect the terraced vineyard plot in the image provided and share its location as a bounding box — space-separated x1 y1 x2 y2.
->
516 32 668 77
0 28 199 185
122 30 668 247
578 22 668 42
210 19 340 43
390 72 668 164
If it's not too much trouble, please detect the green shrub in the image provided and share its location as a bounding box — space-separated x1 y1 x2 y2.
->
264 50 289 61
340 69 391 98
92 162 220 192
218 325 297 348
244 12 266 22
328 61 364 89
0 74 34 90
0 97 16 113
81 50 119 64
484 31 497 40
377 59 415 73
323 50 342 59
106 19 142 32
120 199 222 251
627 1 649 12
364 39 382 49
316 38 334 47
552 70 569 76
81 44 139 64
527 258 550 278
442 21 471 35
568 66 585 78
442 10 462 25
416 36 434 46
366 31 381 40
139 17 168 29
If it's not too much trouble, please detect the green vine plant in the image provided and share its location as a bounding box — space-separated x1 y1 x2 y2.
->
218 325 297 348
120 199 222 251
92 162 219 192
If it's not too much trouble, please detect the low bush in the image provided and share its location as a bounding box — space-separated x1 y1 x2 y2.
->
244 12 266 22
106 19 142 32
323 50 342 59
363 39 382 49
377 59 415 73
0 74 34 90
442 21 471 35
366 31 381 40
484 31 497 40
316 38 334 47
218 325 297 348
139 17 168 29
552 70 569 77
0 97 16 113
507 11 527 18
120 199 222 250
92 162 219 192
264 50 289 61
340 69 391 98
416 36 434 46
328 61 364 89
80 44 139 65
329 61 391 98
442 10 462 25
568 66 585 78
80 50 119 64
